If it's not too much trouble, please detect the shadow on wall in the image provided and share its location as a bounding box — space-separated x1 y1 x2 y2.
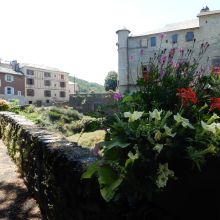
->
0 181 42 220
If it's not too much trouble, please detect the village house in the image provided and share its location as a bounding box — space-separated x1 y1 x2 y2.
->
19 63 70 105
0 62 25 105
116 8 220 93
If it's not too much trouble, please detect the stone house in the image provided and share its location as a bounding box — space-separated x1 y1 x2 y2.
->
19 63 70 105
116 8 220 93
0 65 25 105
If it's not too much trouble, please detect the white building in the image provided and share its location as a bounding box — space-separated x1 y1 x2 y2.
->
116 8 220 93
19 63 70 105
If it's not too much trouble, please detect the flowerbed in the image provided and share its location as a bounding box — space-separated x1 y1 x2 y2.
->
82 41 220 218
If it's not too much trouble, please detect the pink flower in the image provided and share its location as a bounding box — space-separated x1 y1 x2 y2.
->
172 61 180 69
179 48 184 55
159 33 166 40
113 92 123 101
160 55 167 64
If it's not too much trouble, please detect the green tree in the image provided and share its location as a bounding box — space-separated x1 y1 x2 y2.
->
104 71 118 91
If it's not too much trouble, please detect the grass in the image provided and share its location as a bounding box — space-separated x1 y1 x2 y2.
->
67 130 106 148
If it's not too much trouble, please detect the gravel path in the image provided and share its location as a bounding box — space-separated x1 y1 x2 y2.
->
0 140 42 220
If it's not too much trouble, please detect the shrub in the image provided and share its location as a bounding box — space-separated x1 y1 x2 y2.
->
48 111 62 121
66 116 104 133
8 99 21 113
0 99 9 111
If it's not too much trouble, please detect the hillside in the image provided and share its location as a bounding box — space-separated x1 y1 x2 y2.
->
69 76 105 93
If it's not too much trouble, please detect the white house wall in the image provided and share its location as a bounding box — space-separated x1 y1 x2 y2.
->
117 10 220 93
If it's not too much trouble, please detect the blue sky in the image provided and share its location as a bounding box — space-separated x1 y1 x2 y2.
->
0 0 220 85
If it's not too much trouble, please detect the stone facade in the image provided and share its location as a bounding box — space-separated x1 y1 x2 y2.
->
116 9 220 93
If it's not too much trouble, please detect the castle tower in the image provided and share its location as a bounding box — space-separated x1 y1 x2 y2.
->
116 28 130 93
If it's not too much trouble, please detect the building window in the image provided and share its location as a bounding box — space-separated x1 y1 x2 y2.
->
60 91 66 97
141 38 148 47
60 82 66 87
185 32 194 42
46 100 50 103
29 101 32 104
18 91 22 96
44 80 51 86
150 37 156 47
44 72 51 77
5 86 14 95
212 57 220 67
26 78 34 85
61 74 64 79
27 89 34 96
27 69 34 75
172 34 178 43
5 75 14 82
44 90 51 97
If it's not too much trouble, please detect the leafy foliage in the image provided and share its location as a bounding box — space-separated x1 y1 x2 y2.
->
82 41 220 203
18 106 104 137
104 71 118 91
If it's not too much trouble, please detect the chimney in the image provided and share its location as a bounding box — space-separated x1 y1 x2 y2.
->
10 60 20 72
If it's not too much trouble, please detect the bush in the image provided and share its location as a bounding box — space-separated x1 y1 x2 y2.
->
66 116 104 133
82 41 220 203
48 111 62 121
0 99 9 111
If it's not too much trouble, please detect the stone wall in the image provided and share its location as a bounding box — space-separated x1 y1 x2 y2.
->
69 93 116 114
0 112 106 220
1 112 219 219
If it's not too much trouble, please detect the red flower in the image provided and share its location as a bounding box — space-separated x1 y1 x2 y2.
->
210 98 220 111
177 88 198 105
212 67 220 76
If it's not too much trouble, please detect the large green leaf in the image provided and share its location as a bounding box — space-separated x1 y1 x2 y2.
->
100 178 123 202
98 166 117 185
105 138 130 150
81 161 99 179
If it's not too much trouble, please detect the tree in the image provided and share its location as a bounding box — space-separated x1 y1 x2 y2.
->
104 71 118 91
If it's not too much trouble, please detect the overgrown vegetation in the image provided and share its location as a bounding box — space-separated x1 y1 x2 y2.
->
10 105 106 145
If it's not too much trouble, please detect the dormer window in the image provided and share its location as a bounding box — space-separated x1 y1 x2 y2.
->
185 32 194 42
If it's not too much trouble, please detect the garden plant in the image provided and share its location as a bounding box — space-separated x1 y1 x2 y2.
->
82 38 220 207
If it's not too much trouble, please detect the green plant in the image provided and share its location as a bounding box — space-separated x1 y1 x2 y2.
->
82 42 220 203
48 111 62 121
8 99 21 113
